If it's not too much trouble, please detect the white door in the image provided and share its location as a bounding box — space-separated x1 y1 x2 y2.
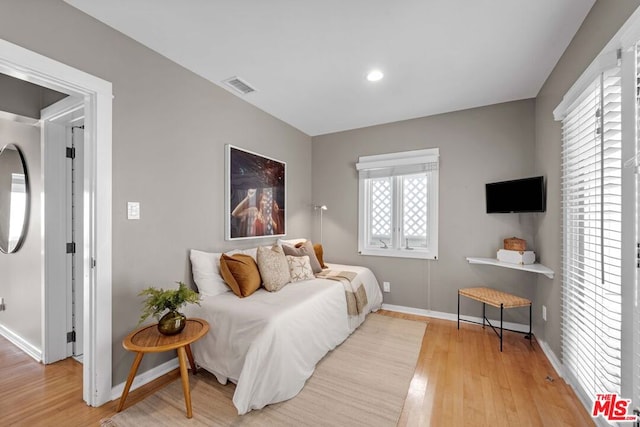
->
69 124 84 358
41 97 85 363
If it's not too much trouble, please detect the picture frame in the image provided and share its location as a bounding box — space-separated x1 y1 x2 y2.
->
225 144 286 240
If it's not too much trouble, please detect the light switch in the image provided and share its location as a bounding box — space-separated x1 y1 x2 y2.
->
127 202 140 220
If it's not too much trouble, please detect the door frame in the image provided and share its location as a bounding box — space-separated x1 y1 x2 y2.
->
40 97 85 362
0 38 113 407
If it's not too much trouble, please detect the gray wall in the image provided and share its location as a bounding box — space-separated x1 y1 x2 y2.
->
312 100 538 324
0 117 42 348
0 74 67 119
533 1 640 358
0 0 312 385
0 68 56 353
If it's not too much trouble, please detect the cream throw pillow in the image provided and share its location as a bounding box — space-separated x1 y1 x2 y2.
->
257 245 291 292
286 255 314 282
282 240 322 273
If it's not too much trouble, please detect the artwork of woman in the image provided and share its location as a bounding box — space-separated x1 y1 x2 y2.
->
231 188 283 237
227 145 285 239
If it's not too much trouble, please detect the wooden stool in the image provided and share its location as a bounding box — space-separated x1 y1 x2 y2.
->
457 287 532 351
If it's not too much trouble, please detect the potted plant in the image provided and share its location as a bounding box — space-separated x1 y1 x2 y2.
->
138 281 200 335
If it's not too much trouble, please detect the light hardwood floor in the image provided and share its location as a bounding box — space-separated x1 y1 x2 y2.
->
0 311 593 426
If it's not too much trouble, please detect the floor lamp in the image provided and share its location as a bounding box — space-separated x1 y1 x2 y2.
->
314 205 328 244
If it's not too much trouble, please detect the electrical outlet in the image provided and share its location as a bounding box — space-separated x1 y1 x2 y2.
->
542 305 547 322
383 282 391 292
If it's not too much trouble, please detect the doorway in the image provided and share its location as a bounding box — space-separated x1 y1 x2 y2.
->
41 97 85 364
0 38 113 406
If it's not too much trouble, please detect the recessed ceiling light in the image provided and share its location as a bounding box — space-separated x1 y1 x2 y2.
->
366 70 384 82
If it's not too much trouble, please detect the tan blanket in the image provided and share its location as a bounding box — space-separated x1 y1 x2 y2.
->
316 270 368 317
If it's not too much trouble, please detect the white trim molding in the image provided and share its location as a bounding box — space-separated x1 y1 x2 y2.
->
554 6 640 120
536 338 564 379
357 148 439 260
111 357 179 401
0 323 42 362
0 38 113 407
381 303 530 334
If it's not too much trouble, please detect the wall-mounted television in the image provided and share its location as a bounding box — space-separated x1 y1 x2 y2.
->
486 176 546 213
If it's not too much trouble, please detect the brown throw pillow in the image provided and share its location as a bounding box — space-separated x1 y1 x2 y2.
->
219 253 261 298
313 243 327 269
283 240 322 273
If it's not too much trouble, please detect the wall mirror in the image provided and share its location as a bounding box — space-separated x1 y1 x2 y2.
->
0 143 29 254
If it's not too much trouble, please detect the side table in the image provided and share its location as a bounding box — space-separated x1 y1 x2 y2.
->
117 318 209 418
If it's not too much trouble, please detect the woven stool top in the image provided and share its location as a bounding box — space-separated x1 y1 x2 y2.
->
459 287 531 308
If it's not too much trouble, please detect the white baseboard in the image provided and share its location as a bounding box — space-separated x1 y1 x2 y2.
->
110 357 179 401
0 323 42 362
536 338 564 379
383 303 568 385
381 303 531 333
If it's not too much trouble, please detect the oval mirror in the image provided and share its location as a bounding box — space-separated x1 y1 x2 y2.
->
0 143 29 254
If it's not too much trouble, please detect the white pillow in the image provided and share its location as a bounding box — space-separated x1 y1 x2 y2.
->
286 255 314 282
190 249 240 296
241 247 258 261
277 238 307 247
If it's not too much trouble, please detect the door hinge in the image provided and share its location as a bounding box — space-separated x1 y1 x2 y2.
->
66 330 76 343
66 147 76 159
66 242 76 254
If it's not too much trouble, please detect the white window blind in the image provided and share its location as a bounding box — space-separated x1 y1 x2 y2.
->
635 43 640 415
561 66 622 403
357 148 439 260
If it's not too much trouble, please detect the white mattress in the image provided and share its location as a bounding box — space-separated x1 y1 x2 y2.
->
184 263 383 414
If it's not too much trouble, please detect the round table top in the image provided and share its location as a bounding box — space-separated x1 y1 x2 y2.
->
123 318 209 353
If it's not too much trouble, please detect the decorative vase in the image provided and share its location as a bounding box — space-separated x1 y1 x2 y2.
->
158 310 186 335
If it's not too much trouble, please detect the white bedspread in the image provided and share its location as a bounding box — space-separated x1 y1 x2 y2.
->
184 263 383 414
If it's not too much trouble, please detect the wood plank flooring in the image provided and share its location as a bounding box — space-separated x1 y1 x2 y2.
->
382 310 594 427
0 311 593 426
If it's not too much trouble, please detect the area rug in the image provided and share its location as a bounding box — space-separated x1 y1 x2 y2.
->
101 313 426 426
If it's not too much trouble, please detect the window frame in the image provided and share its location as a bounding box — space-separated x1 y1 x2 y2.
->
357 148 439 260
543 5 640 414
560 67 623 403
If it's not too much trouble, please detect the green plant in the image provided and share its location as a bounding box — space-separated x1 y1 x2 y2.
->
138 281 200 324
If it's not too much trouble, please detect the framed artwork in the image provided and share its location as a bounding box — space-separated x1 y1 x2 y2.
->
225 144 286 240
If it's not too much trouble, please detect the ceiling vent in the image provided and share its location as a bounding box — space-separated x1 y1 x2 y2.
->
222 76 256 95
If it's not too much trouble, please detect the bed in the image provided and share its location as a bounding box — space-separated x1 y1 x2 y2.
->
183 262 383 415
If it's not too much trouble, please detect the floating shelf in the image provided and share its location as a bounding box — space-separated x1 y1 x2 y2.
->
466 257 554 279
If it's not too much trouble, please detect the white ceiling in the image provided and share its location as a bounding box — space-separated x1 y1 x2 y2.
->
65 0 594 136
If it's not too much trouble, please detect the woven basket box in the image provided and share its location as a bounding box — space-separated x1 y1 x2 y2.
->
503 237 526 251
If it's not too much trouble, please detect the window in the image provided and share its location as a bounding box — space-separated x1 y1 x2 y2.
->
356 148 439 259
560 67 622 402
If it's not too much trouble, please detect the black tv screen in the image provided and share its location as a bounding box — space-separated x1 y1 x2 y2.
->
486 176 546 213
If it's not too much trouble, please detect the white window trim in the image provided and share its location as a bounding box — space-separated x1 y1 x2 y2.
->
357 148 439 260
553 5 640 417
554 6 640 121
